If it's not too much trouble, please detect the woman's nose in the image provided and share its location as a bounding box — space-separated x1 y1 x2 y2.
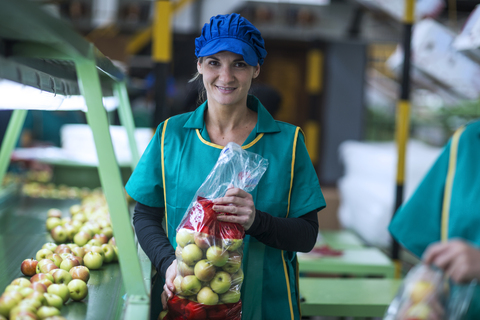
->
218 66 234 82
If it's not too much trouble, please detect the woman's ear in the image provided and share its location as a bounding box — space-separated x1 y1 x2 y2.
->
197 60 203 74
253 65 261 79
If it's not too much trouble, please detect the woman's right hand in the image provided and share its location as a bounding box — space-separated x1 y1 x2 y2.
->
161 259 177 310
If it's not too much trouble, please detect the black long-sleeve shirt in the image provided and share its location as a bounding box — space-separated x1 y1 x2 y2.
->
133 202 319 278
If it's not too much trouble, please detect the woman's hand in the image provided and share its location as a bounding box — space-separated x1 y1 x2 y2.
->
423 239 480 283
213 187 256 231
161 259 177 310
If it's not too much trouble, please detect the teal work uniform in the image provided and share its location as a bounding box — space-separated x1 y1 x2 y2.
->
389 120 480 319
126 95 326 320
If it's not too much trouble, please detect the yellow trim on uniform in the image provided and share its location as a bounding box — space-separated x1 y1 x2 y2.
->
282 126 300 320
395 100 411 184
195 129 264 149
441 126 465 242
161 118 170 237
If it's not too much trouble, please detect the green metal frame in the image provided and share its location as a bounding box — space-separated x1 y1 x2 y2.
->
0 0 151 319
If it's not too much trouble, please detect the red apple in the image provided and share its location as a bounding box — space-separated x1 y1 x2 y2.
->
40 262 59 274
194 232 213 249
108 237 116 247
54 244 71 254
47 253 63 267
93 233 108 244
20 259 38 277
69 266 90 283
29 282 47 293
71 247 85 259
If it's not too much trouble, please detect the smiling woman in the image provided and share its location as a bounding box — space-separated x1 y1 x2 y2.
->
126 13 326 320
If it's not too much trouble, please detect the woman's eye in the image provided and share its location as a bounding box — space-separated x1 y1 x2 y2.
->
208 60 219 66
235 62 247 68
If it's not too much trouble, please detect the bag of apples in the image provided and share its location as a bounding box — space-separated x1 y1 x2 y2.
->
383 263 476 320
164 142 268 320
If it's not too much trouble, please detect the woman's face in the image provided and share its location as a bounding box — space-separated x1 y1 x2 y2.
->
197 51 260 109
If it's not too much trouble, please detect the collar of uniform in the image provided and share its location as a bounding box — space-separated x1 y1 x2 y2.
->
183 95 281 133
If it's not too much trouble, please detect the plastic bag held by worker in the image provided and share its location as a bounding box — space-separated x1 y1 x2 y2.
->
164 142 269 320
383 264 476 320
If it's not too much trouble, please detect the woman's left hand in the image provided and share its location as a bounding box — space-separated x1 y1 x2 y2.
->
423 239 480 283
213 187 255 231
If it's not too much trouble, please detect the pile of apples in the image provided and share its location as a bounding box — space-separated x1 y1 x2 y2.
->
0 191 119 320
162 228 243 319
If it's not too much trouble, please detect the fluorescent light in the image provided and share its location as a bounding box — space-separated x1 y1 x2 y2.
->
0 79 118 112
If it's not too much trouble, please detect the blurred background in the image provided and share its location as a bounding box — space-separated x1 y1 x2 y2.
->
2 0 480 249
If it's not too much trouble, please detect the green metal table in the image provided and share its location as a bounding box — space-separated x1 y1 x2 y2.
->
299 277 402 317
299 247 395 278
0 1 151 319
0 198 128 319
318 229 366 250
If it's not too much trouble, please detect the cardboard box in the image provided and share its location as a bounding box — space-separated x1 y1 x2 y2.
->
318 187 341 230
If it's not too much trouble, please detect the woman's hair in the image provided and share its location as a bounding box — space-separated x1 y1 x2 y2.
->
189 57 206 106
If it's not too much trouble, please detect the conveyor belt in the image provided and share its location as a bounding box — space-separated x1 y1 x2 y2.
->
0 197 126 320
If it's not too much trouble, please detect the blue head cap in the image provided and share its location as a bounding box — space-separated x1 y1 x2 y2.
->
195 13 267 66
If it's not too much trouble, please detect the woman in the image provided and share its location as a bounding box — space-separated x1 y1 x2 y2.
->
126 13 325 320
389 120 480 319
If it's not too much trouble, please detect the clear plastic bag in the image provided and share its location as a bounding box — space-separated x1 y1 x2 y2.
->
384 264 476 320
164 142 268 320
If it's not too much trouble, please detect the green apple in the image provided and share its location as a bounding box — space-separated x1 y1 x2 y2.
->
222 238 243 252
176 228 195 248
180 275 201 295
182 244 203 266
87 239 102 247
159 310 168 320
196 286 219 305
210 271 231 294
18 287 34 298
222 252 242 274
231 268 244 285
11 278 31 288
93 234 108 245
206 246 229 267
51 225 68 243
89 246 105 260
47 284 69 303
42 242 58 252
9 307 37 320
36 249 53 262
37 305 61 318
194 259 216 282
173 276 183 293
71 247 85 259
52 269 72 285
31 272 53 284
47 208 62 219
83 251 103 270
43 293 63 309
60 257 79 272
46 217 62 232
73 231 91 247
64 225 77 241
17 298 41 311
69 204 82 215
101 244 115 263
46 253 63 268
69 266 90 283
68 279 88 301
26 291 47 305
219 289 241 304
101 227 113 239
